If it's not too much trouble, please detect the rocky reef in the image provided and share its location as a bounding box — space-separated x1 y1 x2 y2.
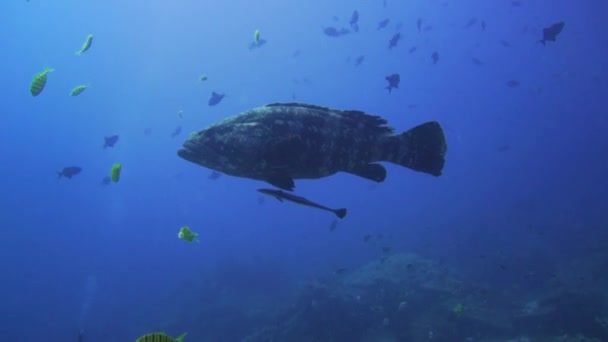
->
240 253 608 342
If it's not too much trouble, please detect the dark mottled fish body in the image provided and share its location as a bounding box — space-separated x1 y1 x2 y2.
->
178 103 447 191
58 166 82 179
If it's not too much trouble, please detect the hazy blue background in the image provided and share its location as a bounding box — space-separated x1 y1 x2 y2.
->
1 0 607 341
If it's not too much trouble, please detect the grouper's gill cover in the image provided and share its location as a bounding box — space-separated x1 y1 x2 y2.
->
177 102 447 190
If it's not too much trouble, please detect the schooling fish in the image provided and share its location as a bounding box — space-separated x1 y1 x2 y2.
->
57 166 82 179
377 18 390 30
349 10 359 32
539 21 565 45
178 102 447 191
431 51 439 64
388 33 401 49
323 27 350 37
385 73 400 93
354 55 365 66
76 34 93 56
70 85 89 96
100 176 111 186
30 67 54 96
103 135 119 148
171 126 182 138
208 91 225 106
257 188 347 219
208 171 222 180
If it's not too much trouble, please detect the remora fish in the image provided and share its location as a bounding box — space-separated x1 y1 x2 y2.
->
177 103 447 191
257 188 347 219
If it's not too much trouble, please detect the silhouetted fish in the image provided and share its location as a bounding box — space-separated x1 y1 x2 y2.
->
208 171 222 180
496 144 511 152
417 18 423 33
58 166 82 179
101 176 111 186
248 39 267 50
171 126 182 138
257 188 347 219
499 40 511 47
431 51 439 64
481 20 487 31
103 135 119 149
385 73 400 93
354 55 365 66
388 33 401 49
208 92 225 106
409 46 417 53
377 18 390 29
463 17 478 29
539 21 565 45
349 10 359 32
506 80 520 88
329 219 338 232
78 329 84 342
323 26 350 37
178 103 447 191
471 57 484 66
334 268 347 274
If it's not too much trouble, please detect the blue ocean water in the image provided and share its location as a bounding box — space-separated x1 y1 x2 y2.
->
1 1 607 341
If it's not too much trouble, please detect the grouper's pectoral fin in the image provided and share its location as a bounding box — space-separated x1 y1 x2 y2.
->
266 176 295 191
345 163 387 183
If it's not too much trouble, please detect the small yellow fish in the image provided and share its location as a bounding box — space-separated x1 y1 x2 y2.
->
178 110 183 118
178 226 199 243
70 85 89 96
200 74 208 81
136 332 187 342
30 67 54 96
76 34 93 56
110 163 122 183
254 29 260 45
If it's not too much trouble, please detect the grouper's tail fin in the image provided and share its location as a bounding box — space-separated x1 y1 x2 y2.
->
381 121 447 176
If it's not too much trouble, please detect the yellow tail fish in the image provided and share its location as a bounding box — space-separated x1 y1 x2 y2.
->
30 67 54 96
110 163 122 183
70 85 89 96
76 34 93 55
254 29 260 45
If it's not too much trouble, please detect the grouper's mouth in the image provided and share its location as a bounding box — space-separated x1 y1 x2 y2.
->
177 139 219 166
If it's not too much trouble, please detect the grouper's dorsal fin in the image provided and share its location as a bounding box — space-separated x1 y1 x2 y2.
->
338 110 394 135
266 102 331 112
